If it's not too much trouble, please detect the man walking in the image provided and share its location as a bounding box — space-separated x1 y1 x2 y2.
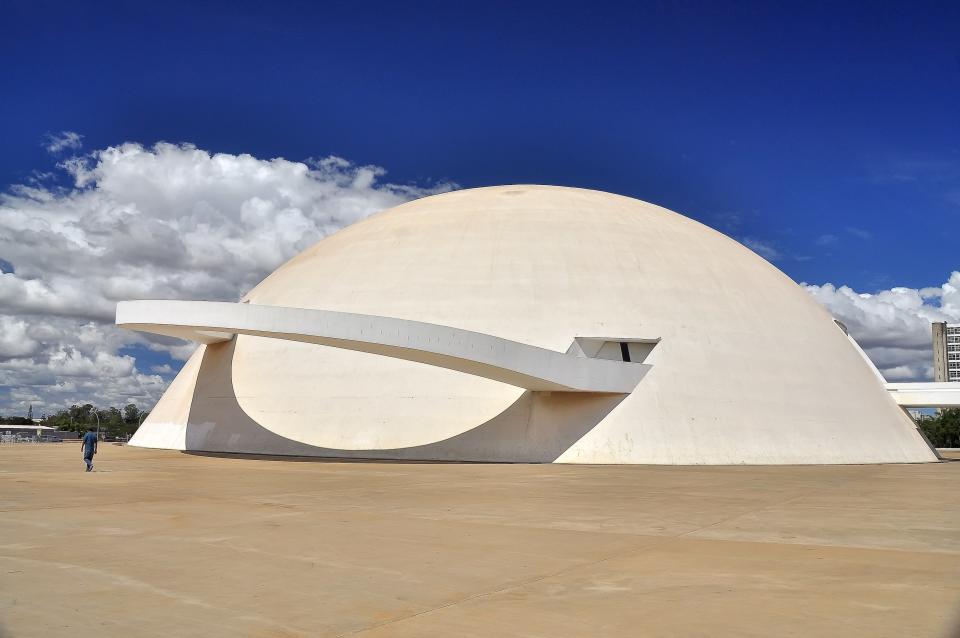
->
81 427 98 472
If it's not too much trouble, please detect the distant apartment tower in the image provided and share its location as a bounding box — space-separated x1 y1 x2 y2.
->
933 322 960 382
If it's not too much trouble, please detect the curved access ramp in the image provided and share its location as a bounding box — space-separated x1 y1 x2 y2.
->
116 300 651 393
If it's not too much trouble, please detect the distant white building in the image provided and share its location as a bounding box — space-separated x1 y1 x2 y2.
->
933 322 960 382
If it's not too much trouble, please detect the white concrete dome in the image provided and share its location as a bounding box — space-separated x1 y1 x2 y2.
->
129 185 936 464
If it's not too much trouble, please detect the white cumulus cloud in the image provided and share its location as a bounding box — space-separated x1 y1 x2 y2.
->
804 272 960 381
0 140 451 414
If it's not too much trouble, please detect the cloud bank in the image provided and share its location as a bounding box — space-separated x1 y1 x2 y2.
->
804 273 960 381
0 138 451 414
0 135 955 415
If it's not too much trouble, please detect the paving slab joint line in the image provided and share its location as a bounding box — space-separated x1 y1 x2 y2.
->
0 554 307 636
337 492 815 637
674 493 814 540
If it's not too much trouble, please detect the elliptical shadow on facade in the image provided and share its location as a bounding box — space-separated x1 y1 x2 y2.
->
182 339 627 463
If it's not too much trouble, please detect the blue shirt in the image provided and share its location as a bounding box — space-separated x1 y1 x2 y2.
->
82 431 97 455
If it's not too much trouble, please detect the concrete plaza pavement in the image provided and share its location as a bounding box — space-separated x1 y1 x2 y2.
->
1 444 958 637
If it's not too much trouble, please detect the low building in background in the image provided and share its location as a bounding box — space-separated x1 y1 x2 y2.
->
0 425 78 441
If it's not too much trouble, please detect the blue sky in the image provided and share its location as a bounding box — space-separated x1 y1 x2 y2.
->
4 0 957 288
0 1 958 411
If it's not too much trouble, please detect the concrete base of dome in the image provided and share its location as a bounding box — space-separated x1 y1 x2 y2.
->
130 337 937 464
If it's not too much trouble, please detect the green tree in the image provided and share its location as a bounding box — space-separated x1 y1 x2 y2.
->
37 403 150 438
919 408 960 448
0 415 34 425
123 403 141 424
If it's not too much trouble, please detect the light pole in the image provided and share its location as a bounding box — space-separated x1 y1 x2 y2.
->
92 409 101 441
134 411 147 442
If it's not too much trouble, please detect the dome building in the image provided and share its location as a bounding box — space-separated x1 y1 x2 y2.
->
118 186 938 464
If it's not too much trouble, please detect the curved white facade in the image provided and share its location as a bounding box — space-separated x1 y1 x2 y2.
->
124 185 937 464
